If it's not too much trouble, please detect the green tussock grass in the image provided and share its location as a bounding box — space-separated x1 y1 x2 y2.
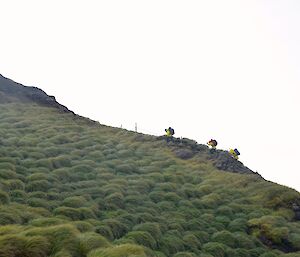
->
0 98 299 257
87 243 147 257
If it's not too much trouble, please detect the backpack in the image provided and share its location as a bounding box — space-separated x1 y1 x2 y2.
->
170 128 175 135
234 149 240 155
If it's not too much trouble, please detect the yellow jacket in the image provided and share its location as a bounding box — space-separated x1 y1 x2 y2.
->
166 129 172 137
229 149 239 159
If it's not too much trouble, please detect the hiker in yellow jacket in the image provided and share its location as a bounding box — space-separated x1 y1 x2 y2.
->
229 148 240 160
165 127 175 142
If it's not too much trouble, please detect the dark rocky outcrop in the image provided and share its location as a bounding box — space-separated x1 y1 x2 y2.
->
0 74 74 114
293 203 300 221
209 150 257 175
158 135 262 177
174 148 195 160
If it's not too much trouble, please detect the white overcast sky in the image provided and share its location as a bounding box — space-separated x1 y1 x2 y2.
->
1 0 299 191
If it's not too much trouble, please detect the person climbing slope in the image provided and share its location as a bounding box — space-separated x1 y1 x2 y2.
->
207 139 218 152
165 127 175 142
229 148 240 160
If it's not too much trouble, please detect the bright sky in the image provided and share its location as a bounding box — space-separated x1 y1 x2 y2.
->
1 0 299 192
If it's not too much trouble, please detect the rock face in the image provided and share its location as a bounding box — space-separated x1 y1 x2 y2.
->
158 135 262 177
293 203 300 221
0 74 74 114
209 150 257 175
174 148 195 160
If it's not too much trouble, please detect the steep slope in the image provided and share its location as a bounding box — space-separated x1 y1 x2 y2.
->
0 75 299 257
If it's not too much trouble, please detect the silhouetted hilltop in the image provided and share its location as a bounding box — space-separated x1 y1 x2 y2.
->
0 74 74 114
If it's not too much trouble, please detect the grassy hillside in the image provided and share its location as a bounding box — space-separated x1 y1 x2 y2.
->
0 76 300 257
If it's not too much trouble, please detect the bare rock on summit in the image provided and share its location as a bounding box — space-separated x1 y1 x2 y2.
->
158 135 261 177
211 150 256 174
